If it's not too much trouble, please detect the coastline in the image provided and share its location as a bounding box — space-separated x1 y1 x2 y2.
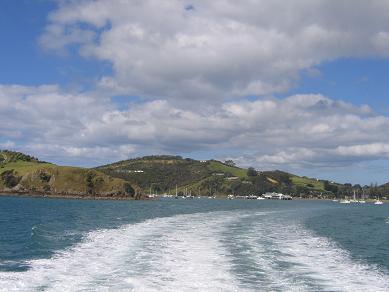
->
1 192 387 203
0 191 144 201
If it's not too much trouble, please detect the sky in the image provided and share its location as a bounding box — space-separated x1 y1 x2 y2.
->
1 0 389 185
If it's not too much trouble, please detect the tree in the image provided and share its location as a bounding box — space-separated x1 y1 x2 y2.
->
1 170 21 188
324 180 338 194
247 167 257 177
124 183 135 196
224 160 236 167
85 171 96 195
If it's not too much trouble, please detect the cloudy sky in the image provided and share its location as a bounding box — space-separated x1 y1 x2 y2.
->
1 0 389 185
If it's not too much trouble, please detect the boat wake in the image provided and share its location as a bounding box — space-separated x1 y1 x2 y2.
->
0 212 242 292
226 212 388 291
0 210 388 291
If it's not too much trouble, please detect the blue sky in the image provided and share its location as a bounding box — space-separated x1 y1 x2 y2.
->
1 0 389 185
290 58 389 114
0 1 111 90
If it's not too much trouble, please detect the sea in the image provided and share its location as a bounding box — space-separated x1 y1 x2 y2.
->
0 196 388 292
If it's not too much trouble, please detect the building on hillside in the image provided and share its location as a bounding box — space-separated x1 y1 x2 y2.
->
212 173 225 176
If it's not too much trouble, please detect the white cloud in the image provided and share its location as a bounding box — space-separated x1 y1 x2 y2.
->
335 143 389 158
1 84 389 169
40 0 389 101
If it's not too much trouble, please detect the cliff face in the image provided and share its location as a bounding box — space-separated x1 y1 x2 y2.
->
0 151 140 199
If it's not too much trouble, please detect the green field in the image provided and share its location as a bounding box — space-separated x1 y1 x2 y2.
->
0 160 53 175
290 175 325 191
207 161 248 178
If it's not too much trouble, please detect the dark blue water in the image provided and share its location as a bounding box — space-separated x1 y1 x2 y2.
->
0 196 388 291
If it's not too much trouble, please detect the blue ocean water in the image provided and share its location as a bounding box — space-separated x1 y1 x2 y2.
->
0 196 388 291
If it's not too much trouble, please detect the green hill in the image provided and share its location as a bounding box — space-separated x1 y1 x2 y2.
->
0 150 139 199
96 155 332 197
2 151 381 200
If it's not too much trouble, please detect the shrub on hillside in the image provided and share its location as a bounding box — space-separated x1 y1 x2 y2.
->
247 167 257 177
1 170 21 188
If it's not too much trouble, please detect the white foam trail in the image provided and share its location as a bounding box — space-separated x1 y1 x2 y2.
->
0 212 243 292
1 209 388 292
229 213 316 291
242 213 389 292
277 224 389 292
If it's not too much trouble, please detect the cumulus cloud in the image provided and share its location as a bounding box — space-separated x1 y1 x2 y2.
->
0 85 131 165
40 0 389 100
1 84 389 169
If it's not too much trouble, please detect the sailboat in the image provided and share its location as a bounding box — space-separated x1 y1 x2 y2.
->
339 197 351 204
374 197 384 205
350 190 358 203
359 188 366 203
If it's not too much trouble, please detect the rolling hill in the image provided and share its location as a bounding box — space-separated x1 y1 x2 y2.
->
0 150 139 199
2 151 384 200
96 155 335 197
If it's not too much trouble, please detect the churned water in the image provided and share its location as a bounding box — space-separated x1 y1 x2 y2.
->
0 196 388 291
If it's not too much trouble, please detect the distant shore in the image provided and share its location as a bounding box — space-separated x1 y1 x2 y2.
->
1 192 387 203
0 191 143 201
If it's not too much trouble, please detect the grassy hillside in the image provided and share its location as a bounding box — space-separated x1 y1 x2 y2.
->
207 161 247 178
0 150 138 199
3 151 382 199
290 175 324 190
96 156 330 197
97 156 211 191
